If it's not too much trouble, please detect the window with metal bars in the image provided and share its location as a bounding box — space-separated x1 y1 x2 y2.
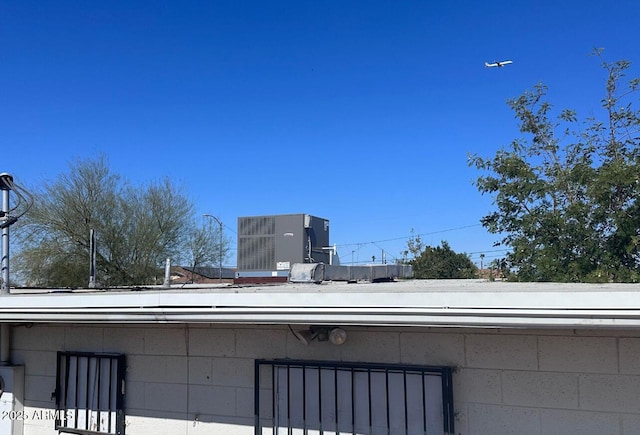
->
254 359 455 435
54 351 126 435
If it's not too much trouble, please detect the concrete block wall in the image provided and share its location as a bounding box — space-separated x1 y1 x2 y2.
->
8 324 640 435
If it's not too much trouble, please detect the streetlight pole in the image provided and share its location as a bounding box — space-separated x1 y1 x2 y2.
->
203 214 223 283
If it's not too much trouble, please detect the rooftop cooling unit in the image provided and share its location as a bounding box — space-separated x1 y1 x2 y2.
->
237 214 330 277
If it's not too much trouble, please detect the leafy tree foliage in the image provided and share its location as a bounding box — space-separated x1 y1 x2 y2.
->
470 51 640 282
14 156 210 287
404 232 478 279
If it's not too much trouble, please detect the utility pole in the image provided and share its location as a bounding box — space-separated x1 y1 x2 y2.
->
203 214 224 283
89 229 97 288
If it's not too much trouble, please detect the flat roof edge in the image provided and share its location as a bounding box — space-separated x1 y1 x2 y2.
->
3 306 640 329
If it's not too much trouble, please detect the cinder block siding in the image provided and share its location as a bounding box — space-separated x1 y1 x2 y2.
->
9 324 640 435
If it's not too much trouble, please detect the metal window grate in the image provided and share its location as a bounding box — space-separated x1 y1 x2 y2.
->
254 359 455 435
239 217 276 236
55 351 126 435
238 216 277 270
238 236 276 270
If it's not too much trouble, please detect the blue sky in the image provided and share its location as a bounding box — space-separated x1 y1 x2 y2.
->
2 1 638 267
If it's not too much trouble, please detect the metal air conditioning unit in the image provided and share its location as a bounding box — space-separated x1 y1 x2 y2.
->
237 214 330 278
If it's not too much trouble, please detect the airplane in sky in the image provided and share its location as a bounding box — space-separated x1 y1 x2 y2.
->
484 60 513 68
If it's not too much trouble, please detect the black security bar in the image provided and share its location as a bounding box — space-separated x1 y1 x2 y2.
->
255 359 455 435
55 351 126 435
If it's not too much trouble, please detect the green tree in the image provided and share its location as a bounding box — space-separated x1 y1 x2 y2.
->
469 51 640 282
15 156 196 287
405 235 478 279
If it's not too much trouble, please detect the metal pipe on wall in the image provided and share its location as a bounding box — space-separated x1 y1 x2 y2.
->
0 175 14 365
0 324 9 365
0 173 13 295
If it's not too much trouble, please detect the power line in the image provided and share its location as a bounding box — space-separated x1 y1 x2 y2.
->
335 224 483 249
467 248 511 255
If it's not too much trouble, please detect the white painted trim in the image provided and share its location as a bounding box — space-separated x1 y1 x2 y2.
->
1 280 640 328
